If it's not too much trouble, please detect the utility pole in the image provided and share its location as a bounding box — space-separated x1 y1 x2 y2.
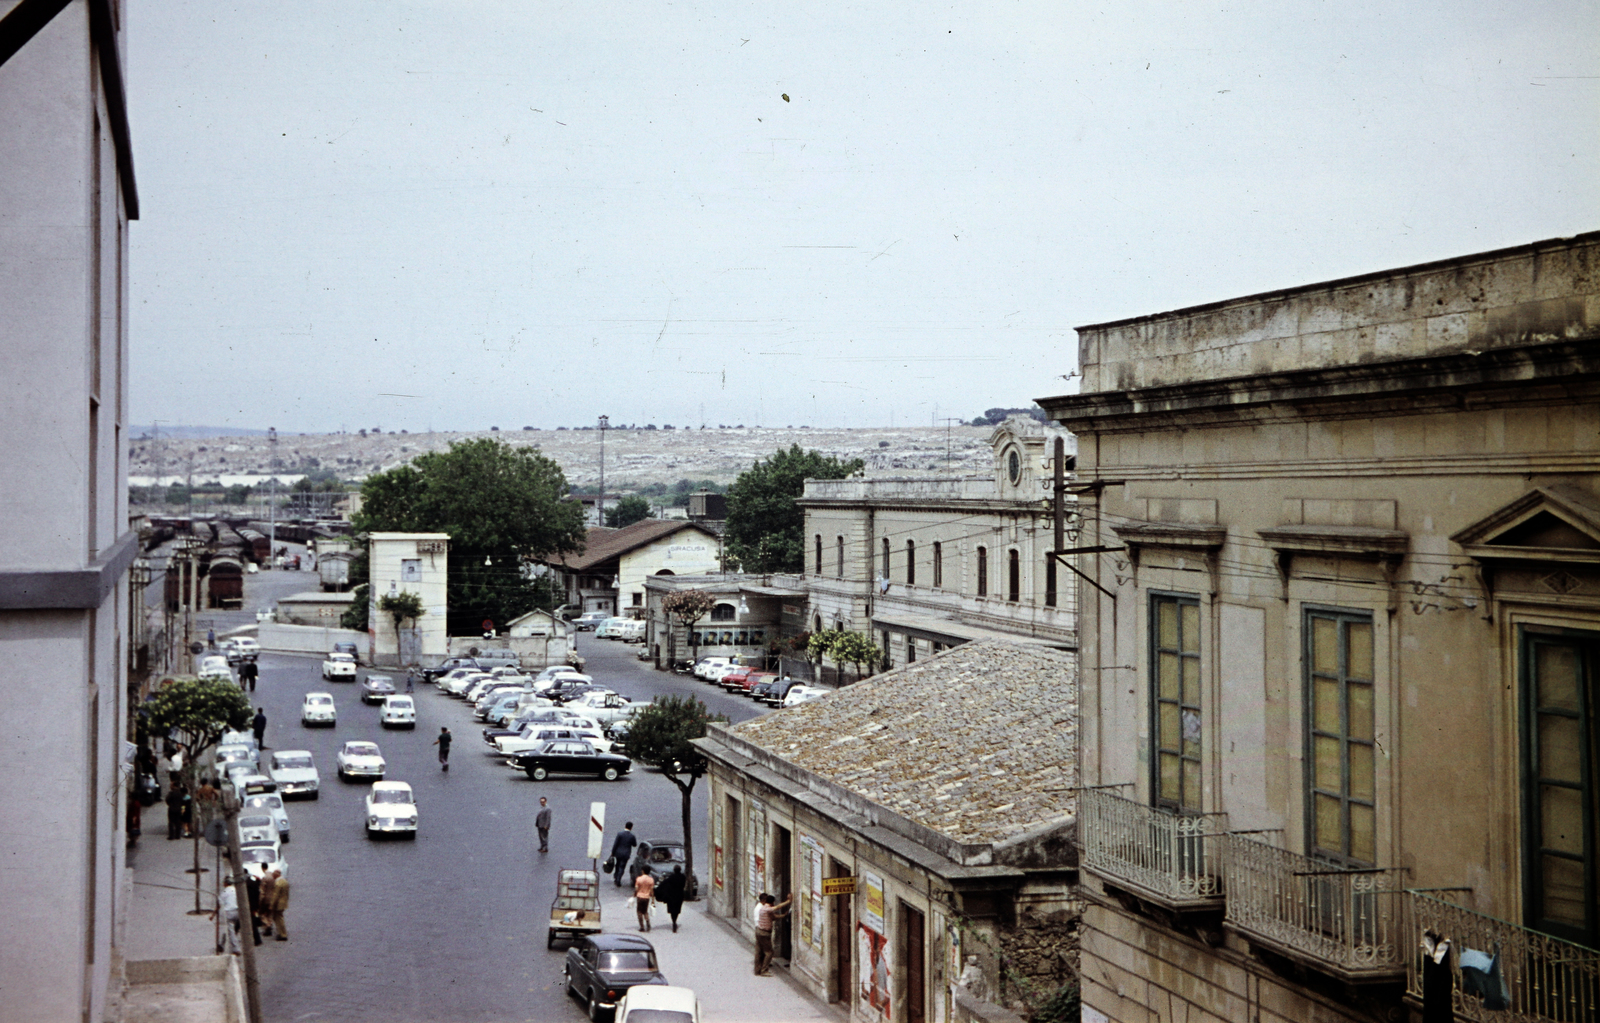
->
220 786 263 1023
597 415 608 527
267 427 278 568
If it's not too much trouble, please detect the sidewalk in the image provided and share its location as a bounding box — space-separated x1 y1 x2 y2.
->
605 890 847 1023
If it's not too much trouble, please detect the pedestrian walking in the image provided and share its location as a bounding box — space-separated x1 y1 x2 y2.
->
433 727 452 770
633 870 656 931
257 872 278 936
608 822 637 886
207 627 216 649
657 866 687 932
252 707 267 748
179 785 194 838
164 784 184 840
244 873 262 946
265 869 289 940
239 659 258 692
753 892 792 976
405 667 416 694
535 797 552 853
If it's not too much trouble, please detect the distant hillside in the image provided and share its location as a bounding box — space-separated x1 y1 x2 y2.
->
131 425 272 440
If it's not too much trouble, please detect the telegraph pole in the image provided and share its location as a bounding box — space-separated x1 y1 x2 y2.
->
267 427 278 568
220 786 263 1023
597 415 608 526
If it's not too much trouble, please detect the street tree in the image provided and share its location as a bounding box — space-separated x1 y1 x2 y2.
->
143 675 254 782
378 590 426 664
807 629 840 684
353 438 586 634
624 695 727 896
340 583 370 631
723 445 863 572
604 494 654 528
661 589 716 666
830 631 882 683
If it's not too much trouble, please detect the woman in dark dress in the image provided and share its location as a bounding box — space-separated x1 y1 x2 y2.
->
657 866 687 932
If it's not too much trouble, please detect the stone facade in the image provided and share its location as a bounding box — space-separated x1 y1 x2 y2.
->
697 641 1081 1023
1040 232 1600 1023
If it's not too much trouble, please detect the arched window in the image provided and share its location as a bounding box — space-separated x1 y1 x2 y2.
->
836 536 845 579
976 546 988 597
815 615 823 634
815 534 823 575
881 538 890 578
932 541 943 588
905 540 916 585
1008 548 1020 602
711 602 737 622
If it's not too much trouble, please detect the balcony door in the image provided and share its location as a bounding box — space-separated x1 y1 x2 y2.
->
1523 629 1599 948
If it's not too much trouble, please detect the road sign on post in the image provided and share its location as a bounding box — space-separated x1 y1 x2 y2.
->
587 802 606 860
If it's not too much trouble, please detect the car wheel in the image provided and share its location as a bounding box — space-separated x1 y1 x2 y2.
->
602 767 619 781
587 989 603 1022
309 791 319 801
531 766 548 781
548 930 557 950
282 833 290 844
566 971 577 999
338 769 347 781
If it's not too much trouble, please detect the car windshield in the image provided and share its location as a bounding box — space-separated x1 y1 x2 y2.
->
372 789 412 804
345 744 379 756
240 847 277 864
274 755 313 770
624 1012 694 1023
239 815 273 829
306 696 332 706
245 796 282 810
649 846 683 864
598 951 657 972
329 654 353 663
366 677 392 686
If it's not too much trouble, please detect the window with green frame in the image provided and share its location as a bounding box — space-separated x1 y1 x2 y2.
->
1522 628 1598 948
1152 594 1202 811
1305 609 1376 866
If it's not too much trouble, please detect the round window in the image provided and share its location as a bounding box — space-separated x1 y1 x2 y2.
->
1007 449 1021 484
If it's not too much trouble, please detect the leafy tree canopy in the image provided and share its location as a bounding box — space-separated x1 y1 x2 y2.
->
378 590 425 630
144 676 253 777
341 583 370 631
724 445 863 573
604 494 654 528
352 439 586 634
625 694 728 891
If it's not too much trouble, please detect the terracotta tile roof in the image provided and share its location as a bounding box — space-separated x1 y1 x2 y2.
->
549 519 718 571
726 639 1077 845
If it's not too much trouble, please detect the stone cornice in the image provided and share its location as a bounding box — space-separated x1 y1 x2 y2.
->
0 530 140 610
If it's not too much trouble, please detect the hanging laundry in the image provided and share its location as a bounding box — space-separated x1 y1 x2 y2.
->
1421 929 1454 1023
1459 946 1511 1011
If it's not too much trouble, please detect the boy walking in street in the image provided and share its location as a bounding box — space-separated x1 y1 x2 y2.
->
535 797 551 853
433 727 452 770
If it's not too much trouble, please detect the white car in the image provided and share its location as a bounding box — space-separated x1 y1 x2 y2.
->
197 654 232 679
232 637 260 658
442 671 492 696
268 750 320 799
364 780 418 838
300 692 337 727
255 607 275 622
335 740 386 782
563 691 639 728
533 672 592 694
221 729 259 752
238 842 287 882
241 793 291 842
494 722 610 757
237 813 280 848
782 685 829 707
380 695 416 729
617 986 699 1023
594 617 631 639
214 742 258 774
692 656 734 680
572 611 610 631
532 665 590 683
232 772 277 802
322 652 358 681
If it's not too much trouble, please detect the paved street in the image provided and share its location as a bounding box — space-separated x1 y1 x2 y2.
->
232 630 773 1022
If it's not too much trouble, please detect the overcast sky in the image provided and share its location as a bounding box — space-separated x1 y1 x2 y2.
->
126 1 1598 434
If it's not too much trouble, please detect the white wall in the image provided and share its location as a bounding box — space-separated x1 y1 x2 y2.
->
367 534 449 666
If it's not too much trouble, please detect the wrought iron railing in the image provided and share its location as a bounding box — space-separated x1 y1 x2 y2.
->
1406 891 1600 1022
1222 832 1407 981
1079 788 1227 909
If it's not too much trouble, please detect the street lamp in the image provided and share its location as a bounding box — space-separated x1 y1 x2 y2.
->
597 415 609 526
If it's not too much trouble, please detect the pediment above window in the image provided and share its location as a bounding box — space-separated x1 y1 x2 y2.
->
1451 487 1600 566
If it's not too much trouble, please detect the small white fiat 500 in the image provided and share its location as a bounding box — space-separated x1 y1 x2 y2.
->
335 741 386 782
380 695 416 729
300 692 336 727
364 781 417 839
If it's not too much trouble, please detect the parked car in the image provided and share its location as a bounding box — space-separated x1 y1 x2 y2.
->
594 617 632 640
197 654 232 679
360 675 397 704
442 670 493 696
762 677 801 707
605 719 632 757
739 672 779 697
422 656 482 683
494 723 610 758
469 648 522 670
268 750 320 799
782 685 829 708
564 933 668 1020
321 652 357 681
616 985 698 1023
514 739 632 781
331 640 361 665
231 772 277 802
627 839 699 899
242 792 291 842
546 678 609 704
300 692 336 727
717 666 755 691
748 675 785 702
564 691 641 729
238 841 287 882
214 743 258 774
481 708 597 746
534 665 592 683
380 695 416 729
691 656 734 681
364 780 417 839
221 729 258 752
571 611 611 631
237 814 279 847
335 740 386 782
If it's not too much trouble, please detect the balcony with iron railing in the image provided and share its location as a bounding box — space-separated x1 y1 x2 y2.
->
1222 832 1408 982
1079 787 1228 911
1407 891 1600 1022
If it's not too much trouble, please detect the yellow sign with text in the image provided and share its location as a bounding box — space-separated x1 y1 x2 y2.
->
822 876 858 897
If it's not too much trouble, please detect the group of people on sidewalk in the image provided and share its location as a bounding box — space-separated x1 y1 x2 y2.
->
212 868 290 955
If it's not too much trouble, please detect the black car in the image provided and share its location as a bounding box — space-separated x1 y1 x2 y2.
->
331 640 362 666
749 676 784 702
563 933 666 1020
512 740 632 781
628 839 700 900
422 656 482 683
359 675 397 704
762 677 800 707
548 682 609 705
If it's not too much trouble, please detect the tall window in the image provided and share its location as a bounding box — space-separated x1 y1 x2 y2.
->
882 538 890 579
815 535 823 575
1152 594 1202 812
712 602 737 622
1045 555 1057 607
1524 630 1599 946
836 537 845 579
1306 609 1375 866
905 540 916 585
1007 549 1020 602
932 542 942 588
976 547 988 597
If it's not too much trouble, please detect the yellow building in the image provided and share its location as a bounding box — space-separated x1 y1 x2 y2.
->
1040 233 1600 1022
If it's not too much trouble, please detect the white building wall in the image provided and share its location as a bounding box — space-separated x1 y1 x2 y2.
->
0 4 134 1019
616 531 720 609
367 533 450 666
